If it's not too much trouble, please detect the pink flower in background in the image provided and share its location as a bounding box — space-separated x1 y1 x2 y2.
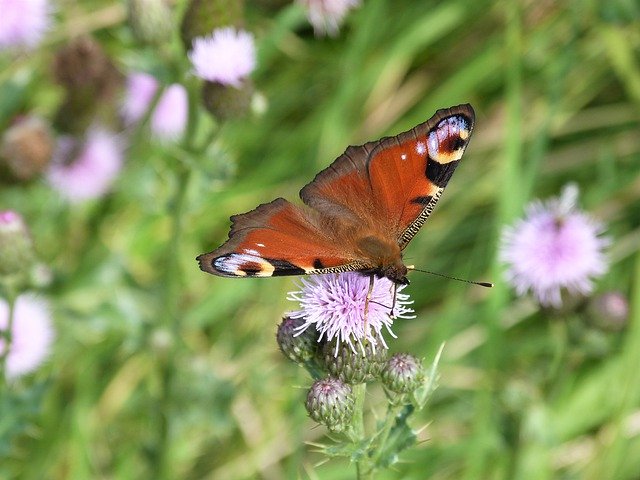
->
47 129 123 203
150 84 188 140
122 72 188 140
188 27 256 87
287 273 414 354
122 72 159 124
0 0 53 50
0 294 54 379
298 0 360 36
500 185 609 307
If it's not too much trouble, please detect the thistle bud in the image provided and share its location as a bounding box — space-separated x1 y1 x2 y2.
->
127 0 174 46
305 377 354 432
587 291 629 332
319 334 387 384
202 80 253 121
52 36 123 134
0 116 54 181
381 353 423 394
276 316 319 364
0 211 35 282
180 0 244 51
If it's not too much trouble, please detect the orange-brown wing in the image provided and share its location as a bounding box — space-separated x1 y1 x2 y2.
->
300 104 475 248
197 198 371 278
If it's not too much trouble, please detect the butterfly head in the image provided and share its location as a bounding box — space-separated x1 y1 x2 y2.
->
379 261 410 285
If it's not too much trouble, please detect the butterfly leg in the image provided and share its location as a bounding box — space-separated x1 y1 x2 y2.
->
363 274 375 332
389 282 398 317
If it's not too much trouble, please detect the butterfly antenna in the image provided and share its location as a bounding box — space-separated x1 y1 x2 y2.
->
407 265 493 288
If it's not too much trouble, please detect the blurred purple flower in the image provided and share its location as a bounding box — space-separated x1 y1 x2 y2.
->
298 0 360 36
500 184 609 307
122 72 188 140
150 84 188 140
122 72 159 124
0 0 52 50
0 294 54 379
47 129 124 203
287 273 414 354
188 27 256 87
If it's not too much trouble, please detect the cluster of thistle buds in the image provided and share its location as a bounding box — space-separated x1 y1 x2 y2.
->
277 315 429 433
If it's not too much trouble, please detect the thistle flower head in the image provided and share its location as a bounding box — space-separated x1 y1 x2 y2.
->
0 294 54 379
287 273 415 354
297 0 360 36
122 73 188 141
188 27 256 87
500 184 609 308
47 129 124 203
122 72 159 125
0 0 53 50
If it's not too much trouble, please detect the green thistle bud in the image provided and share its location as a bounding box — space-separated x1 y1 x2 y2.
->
0 211 35 283
202 80 253 122
52 36 123 134
305 377 354 432
127 0 174 46
0 116 54 182
180 0 244 51
276 316 319 364
319 335 388 384
381 353 424 394
587 291 629 332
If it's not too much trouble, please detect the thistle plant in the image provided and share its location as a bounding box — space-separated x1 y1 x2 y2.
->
278 272 443 478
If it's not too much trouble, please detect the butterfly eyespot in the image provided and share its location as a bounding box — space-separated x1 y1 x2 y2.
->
427 115 471 164
214 253 275 277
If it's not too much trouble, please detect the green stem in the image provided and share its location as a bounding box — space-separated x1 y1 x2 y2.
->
370 400 402 468
153 79 202 479
349 383 374 480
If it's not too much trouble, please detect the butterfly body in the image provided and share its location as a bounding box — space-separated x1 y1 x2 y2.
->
198 104 475 284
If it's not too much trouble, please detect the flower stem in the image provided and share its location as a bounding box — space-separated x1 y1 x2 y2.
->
153 79 201 479
370 401 402 468
350 383 374 479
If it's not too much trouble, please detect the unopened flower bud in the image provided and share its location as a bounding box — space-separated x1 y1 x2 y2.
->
202 80 253 122
180 0 245 51
0 211 35 280
305 377 354 432
587 291 629 332
0 116 54 181
277 316 319 364
381 353 423 394
319 334 387 384
53 37 123 134
127 0 174 45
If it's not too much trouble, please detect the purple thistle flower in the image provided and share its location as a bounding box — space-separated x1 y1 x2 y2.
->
500 184 609 307
150 84 188 140
298 0 360 36
188 27 256 87
122 73 188 141
287 273 414 354
0 294 54 379
122 72 159 124
47 129 124 203
0 0 53 50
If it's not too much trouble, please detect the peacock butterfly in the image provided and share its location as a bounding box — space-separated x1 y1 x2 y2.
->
197 104 475 286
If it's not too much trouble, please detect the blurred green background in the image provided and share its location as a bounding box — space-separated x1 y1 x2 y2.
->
1 0 640 478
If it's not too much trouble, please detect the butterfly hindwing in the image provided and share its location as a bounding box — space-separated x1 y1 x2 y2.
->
197 198 371 278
